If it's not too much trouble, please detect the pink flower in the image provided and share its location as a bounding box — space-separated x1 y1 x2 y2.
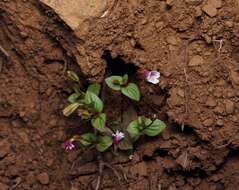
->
138 69 160 84
64 139 75 151
145 71 160 84
112 130 125 145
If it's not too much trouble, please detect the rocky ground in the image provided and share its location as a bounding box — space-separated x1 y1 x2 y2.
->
0 0 239 189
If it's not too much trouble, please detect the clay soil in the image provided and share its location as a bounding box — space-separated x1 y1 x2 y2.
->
1 0 239 190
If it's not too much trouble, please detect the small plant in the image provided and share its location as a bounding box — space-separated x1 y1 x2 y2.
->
105 74 140 101
62 70 165 189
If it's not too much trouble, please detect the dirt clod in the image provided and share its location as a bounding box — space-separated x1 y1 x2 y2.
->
202 4 218 17
203 118 214 127
189 55 204 66
37 172 50 185
224 100 235 114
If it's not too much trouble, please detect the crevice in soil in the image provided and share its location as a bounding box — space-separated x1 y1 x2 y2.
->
102 50 139 76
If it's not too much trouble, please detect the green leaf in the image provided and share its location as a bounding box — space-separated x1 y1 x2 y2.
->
68 93 80 103
84 91 103 113
91 113 106 132
143 119 166 136
67 70 79 82
63 102 80 116
79 133 96 147
105 76 123 91
96 136 113 152
118 139 133 150
122 74 128 85
78 109 92 120
87 83 101 96
127 120 141 140
121 83 140 101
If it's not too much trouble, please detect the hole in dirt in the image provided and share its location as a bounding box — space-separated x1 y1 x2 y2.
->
154 148 168 157
171 123 195 135
102 50 139 76
174 167 207 178
165 4 172 11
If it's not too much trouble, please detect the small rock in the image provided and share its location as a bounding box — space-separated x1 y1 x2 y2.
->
204 34 212 44
189 55 204 66
130 38 136 47
203 118 214 127
214 105 224 114
0 182 9 190
176 152 189 169
20 31 28 39
37 172 50 185
208 0 222 8
205 97 217 107
202 4 217 17
224 100 234 114
195 6 203 17
216 119 224 126
155 21 164 30
177 89 185 98
225 21 234 28
166 36 178 45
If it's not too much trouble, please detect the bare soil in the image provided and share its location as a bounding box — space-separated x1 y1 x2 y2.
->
1 0 239 190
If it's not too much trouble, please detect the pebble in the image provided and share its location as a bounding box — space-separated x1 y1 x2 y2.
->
216 119 224 126
37 172 50 185
225 21 234 28
209 0 222 8
205 97 217 107
189 55 204 66
166 36 178 45
202 4 217 17
203 118 214 127
195 6 203 17
224 100 235 114
0 182 9 190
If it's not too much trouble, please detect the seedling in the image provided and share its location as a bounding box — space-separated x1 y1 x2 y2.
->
63 70 166 189
105 74 140 101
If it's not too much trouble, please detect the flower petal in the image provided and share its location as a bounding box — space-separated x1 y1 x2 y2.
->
150 71 160 78
147 77 159 84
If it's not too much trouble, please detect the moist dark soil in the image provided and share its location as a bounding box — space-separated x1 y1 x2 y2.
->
1 0 239 190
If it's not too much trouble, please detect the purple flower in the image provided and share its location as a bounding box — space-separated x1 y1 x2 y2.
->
64 139 75 151
144 70 160 84
138 69 160 84
112 130 125 145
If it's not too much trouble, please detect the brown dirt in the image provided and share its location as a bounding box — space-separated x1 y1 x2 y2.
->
1 0 239 189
